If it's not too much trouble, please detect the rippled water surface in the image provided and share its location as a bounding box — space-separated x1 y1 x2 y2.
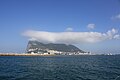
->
0 55 120 80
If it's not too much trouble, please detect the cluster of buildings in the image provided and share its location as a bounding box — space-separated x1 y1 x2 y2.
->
27 48 92 55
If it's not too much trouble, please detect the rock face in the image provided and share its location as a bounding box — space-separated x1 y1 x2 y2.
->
26 41 85 54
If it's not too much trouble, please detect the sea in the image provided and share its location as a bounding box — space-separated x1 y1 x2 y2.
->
0 55 120 80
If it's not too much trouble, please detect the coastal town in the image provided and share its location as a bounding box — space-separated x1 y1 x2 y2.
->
27 48 92 55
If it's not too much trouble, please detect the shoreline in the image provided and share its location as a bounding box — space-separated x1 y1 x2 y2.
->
0 53 56 56
0 53 118 56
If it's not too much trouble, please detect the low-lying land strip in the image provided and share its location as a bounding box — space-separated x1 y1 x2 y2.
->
0 53 55 56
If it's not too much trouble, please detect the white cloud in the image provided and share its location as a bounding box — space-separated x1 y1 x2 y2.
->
87 24 95 29
65 27 73 32
111 14 120 20
22 28 120 44
106 28 118 39
114 35 120 39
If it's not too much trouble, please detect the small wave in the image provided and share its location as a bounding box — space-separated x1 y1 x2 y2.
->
0 76 15 80
114 75 120 80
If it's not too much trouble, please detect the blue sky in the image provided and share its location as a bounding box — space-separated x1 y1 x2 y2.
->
0 0 120 53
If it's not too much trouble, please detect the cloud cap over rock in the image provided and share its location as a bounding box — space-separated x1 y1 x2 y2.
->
23 28 120 44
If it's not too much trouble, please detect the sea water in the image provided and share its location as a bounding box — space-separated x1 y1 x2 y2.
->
0 55 120 80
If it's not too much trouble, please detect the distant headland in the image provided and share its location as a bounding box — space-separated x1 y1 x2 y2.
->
1 41 118 56
26 41 92 55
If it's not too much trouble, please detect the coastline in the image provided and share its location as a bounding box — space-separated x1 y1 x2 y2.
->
0 53 56 56
0 53 118 56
